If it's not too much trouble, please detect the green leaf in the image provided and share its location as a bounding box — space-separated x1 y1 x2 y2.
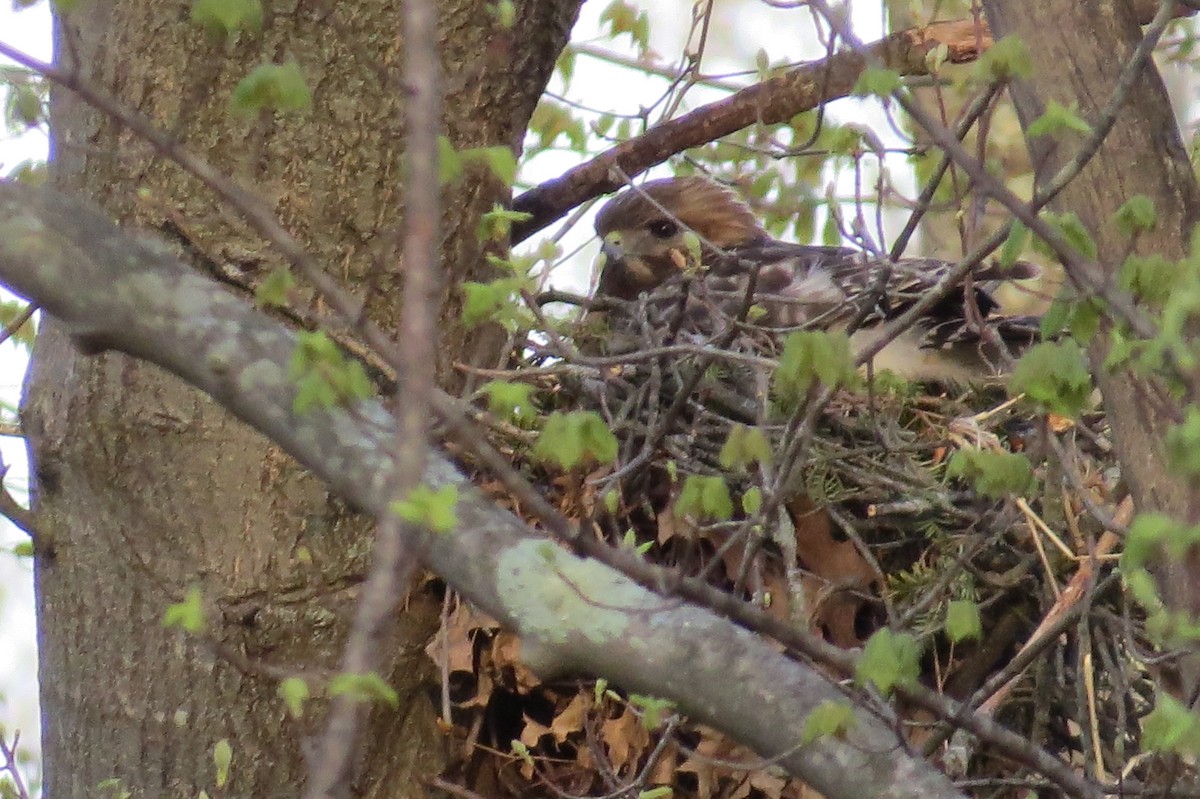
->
391 484 459 534
5 159 48 186
628 694 674 729
5 82 42 129
511 739 533 767
1124 567 1162 609
163 586 207 633
1143 692 1200 755
255 266 296 307
1010 340 1092 417
638 788 673 799
477 205 533 242
556 48 577 87
853 67 902 97
675 475 734 521
1026 99 1091 139
230 60 311 116
328 672 399 707
997 222 1029 269
946 449 1035 499
801 699 857 743
489 0 515 28
438 136 463 185
190 0 263 35
1113 195 1158 237
718 424 771 470
598 0 650 52
212 739 232 789
1120 254 1182 306
460 145 518 186
1124 513 1185 570
460 276 529 329
945 599 983 642
0 299 36 349
822 124 864 158
1167 406 1200 478
856 629 920 694
742 487 763 515
13 541 33 558
289 331 373 413
278 677 310 719
774 330 857 407
95 778 131 799
482 380 535 423
974 35 1032 81
1036 211 1097 260
533 411 618 469
527 100 588 151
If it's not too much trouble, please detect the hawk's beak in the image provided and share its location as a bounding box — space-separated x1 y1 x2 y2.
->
600 236 625 267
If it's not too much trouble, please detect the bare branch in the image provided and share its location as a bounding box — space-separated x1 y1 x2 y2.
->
512 18 994 242
303 0 443 794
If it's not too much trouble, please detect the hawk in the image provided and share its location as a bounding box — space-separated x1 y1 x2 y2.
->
592 176 1041 383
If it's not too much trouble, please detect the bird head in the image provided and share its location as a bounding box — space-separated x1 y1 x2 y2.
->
593 177 766 299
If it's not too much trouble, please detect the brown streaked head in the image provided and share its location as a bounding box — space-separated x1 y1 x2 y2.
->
593 177 767 300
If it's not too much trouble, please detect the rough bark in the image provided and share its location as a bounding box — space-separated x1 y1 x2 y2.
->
20 1 577 797
981 0 1200 693
0 180 972 799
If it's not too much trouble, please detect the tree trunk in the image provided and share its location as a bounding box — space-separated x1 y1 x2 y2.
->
21 1 577 796
981 0 1200 695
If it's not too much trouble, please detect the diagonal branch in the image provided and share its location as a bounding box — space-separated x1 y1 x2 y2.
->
511 18 994 243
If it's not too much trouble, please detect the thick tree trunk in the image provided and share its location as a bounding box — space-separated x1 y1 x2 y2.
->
982 0 1200 694
21 1 577 796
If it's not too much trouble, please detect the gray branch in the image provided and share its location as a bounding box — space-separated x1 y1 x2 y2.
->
0 180 962 799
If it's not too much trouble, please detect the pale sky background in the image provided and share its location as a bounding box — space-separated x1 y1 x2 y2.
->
3 0 1195 793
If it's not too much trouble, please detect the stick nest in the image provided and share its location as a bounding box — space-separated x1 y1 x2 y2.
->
434 288 1163 799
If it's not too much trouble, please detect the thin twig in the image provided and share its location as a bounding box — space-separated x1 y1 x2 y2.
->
302 0 441 793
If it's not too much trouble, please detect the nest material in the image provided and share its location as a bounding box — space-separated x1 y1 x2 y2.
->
434 286 1165 799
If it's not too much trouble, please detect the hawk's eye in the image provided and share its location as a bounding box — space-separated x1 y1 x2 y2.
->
647 219 679 239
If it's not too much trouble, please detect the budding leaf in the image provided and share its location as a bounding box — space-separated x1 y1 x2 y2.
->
534 411 618 469
856 629 920 694
212 739 233 789
328 672 399 707
1113 195 1157 237
853 67 902 98
163 586 206 633
391 484 459 534
802 700 857 743
675 475 734 521
191 0 263 35
946 450 1035 499
974 35 1032 81
1011 340 1092 418
278 677 310 719
231 60 311 116
946 599 983 642
1027 99 1092 139
1144 693 1200 755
